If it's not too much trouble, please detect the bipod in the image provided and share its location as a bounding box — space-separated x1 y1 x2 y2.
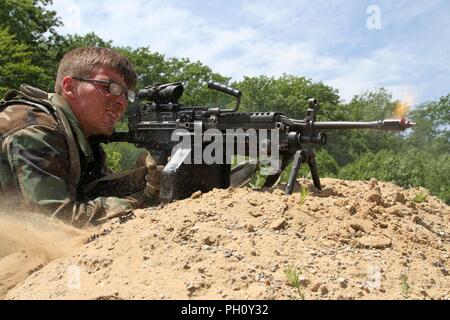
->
285 149 322 195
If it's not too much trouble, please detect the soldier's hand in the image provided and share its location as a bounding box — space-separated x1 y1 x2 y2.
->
70 201 106 228
143 153 164 197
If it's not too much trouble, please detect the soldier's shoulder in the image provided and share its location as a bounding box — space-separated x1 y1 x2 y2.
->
0 102 59 134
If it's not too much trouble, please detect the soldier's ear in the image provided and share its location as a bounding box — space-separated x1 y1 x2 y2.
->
61 76 76 100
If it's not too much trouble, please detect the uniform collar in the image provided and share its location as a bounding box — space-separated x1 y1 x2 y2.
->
48 93 94 161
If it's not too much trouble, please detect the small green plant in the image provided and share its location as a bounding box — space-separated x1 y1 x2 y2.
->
412 192 427 203
103 141 146 172
401 274 410 297
249 169 266 189
283 265 305 300
107 150 122 173
298 186 309 206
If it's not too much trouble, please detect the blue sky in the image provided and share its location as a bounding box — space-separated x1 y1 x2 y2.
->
48 0 449 105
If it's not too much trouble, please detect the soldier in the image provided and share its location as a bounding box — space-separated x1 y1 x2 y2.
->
0 47 160 228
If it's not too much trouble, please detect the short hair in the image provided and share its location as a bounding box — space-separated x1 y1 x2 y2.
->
54 47 137 94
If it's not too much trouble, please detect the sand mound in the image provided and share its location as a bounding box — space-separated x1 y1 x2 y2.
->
3 178 450 300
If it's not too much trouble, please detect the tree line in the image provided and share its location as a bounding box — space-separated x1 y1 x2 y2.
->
1 1 448 204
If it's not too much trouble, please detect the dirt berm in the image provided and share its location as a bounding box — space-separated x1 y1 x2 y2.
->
1 178 449 300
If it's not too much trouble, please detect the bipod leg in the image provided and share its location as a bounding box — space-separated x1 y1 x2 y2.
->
285 150 304 195
262 152 293 188
306 151 322 190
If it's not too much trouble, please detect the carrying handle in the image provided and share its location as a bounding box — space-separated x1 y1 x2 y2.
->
207 81 241 112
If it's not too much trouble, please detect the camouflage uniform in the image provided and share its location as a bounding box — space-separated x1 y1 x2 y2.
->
0 85 148 227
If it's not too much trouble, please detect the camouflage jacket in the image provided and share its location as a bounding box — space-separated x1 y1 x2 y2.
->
0 86 147 227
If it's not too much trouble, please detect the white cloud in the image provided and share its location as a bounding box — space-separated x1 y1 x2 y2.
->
381 0 445 29
48 0 449 104
325 46 423 103
239 1 304 25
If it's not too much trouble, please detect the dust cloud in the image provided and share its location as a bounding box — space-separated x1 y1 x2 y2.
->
0 200 89 298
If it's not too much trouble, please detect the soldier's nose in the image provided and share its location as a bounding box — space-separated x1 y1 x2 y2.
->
115 95 127 113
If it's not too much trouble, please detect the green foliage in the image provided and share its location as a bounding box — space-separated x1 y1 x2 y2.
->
283 265 305 300
102 123 145 173
339 149 450 204
314 148 340 177
284 265 301 287
346 88 396 120
401 274 410 298
106 150 122 173
0 27 43 96
166 57 231 106
61 33 113 50
0 0 62 91
102 142 146 172
234 74 341 120
422 154 450 203
408 94 450 149
339 149 424 187
248 167 266 189
117 47 167 87
412 192 428 203
117 46 230 105
399 95 450 204
298 186 309 206
325 88 405 166
0 0 61 45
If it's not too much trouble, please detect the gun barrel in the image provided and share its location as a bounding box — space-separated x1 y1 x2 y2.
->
314 118 416 131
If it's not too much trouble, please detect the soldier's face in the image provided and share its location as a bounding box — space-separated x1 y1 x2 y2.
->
69 66 129 136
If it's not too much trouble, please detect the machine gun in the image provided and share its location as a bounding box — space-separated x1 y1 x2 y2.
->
104 82 415 202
